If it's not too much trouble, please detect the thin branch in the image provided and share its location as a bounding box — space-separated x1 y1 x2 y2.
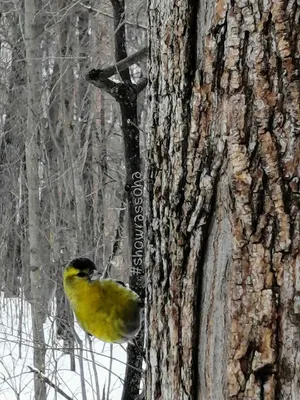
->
127 118 147 135
73 332 88 400
106 344 113 400
136 1 146 28
87 336 101 400
102 385 106 400
79 3 147 31
27 366 73 400
103 189 127 277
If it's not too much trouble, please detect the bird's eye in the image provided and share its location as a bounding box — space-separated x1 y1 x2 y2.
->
77 271 88 278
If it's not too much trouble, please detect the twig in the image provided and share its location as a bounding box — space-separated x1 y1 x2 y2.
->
74 332 88 400
27 366 73 400
126 119 147 135
103 189 127 277
79 2 147 31
87 335 101 400
106 344 113 400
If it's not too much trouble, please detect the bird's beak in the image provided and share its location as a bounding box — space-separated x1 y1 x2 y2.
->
89 270 102 281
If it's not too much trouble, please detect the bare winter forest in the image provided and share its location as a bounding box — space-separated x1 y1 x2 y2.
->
0 0 147 398
1 0 300 399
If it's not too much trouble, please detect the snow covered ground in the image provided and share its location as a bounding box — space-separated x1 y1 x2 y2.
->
0 293 127 399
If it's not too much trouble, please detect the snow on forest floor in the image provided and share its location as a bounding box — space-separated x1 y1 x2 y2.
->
0 293 127 399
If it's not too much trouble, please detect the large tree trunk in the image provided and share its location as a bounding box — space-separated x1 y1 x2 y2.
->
147 1 300 399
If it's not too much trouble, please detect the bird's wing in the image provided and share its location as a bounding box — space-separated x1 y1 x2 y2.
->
111 280 144 307
90 275 144 307
114 280 127 288
90 273 126 286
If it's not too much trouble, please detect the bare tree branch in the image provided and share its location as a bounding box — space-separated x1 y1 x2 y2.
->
85 71 123 98
86 48 148 98
135 1 146 28
103 189 127 277
86 72 139 104
28 366 73 400
87 336 101 400
90 47 148 80
79 3 147 31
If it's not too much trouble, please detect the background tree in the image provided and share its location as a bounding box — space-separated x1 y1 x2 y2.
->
0 0 147 398
147 0 300 399
86 1 148 398
24 0 47 397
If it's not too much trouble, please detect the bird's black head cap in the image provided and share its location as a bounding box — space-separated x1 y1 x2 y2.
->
69 258 96 272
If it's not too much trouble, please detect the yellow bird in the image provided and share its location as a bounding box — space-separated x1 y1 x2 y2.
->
63 258 143 343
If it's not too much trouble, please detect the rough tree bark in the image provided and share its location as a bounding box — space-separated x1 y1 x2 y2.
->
147 1 300 399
